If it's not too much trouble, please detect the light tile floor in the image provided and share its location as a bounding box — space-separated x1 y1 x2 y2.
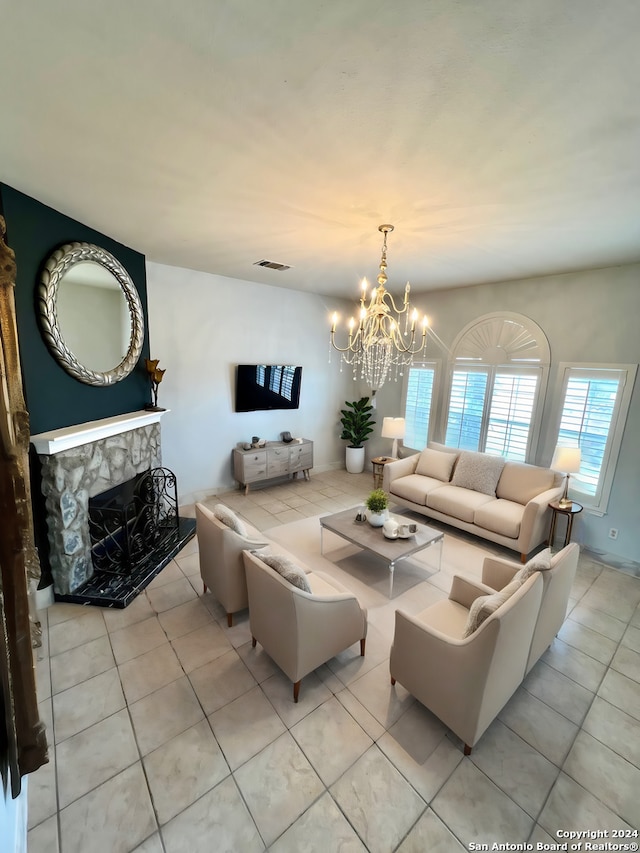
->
27 469 640 852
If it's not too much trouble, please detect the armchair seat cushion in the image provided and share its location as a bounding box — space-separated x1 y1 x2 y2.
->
416 599 469 639
474 499 524 539
427 485 494 523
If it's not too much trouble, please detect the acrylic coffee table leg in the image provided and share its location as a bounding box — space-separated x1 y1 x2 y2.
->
389 561 395 597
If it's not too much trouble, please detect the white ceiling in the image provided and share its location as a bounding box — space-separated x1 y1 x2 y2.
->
2 0 639 298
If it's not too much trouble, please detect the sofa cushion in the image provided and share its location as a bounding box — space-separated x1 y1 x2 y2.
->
389 473 442 505
474 499 525 540
462 577 523 637
451 451 506 496
214 504 248 537
260 554 312 593
496 462 556 505
427 484 494 523
513 547 552 583
415 448 457 481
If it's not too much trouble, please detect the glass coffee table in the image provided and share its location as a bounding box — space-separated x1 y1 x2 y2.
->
320 508 444 597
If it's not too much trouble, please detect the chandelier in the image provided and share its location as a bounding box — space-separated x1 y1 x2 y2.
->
329 224 428 395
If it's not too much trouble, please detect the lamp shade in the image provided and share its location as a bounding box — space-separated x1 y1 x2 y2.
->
551 445 581 473
381 417 405 439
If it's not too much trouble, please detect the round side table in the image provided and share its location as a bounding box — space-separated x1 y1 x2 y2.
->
371 456 397 489
547 500 583 549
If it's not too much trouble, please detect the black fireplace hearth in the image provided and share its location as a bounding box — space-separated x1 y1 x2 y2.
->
54 467 196 609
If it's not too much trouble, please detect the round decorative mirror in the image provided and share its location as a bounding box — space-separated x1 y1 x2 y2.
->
38 242 144 386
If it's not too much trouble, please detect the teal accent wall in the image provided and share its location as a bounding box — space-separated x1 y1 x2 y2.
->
0 184 150 434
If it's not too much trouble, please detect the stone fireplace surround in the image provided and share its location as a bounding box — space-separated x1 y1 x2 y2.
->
31 410 195 606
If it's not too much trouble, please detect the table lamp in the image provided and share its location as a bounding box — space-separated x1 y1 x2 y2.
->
551 444 581 509
382 417 405 459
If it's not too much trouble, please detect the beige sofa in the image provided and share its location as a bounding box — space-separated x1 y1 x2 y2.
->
383 444 563 560
243 548 368 701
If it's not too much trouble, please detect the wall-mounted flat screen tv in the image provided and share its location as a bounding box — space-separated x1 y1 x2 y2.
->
235 364 302 412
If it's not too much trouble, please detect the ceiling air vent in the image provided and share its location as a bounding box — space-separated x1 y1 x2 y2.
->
253 259 292 271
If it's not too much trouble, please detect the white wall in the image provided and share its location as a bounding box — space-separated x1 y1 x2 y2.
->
145 262 358 504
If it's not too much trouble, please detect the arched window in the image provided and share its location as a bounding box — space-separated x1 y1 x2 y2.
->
443 313 550 461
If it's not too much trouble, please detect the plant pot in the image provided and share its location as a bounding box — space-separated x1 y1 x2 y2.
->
367 509 388 527
345 446 365 474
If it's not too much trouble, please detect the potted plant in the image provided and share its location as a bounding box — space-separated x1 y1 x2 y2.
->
365 488 389 527
340 396 375 474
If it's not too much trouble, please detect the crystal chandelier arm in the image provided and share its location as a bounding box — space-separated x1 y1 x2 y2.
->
330 328 364 353
382 282 412 316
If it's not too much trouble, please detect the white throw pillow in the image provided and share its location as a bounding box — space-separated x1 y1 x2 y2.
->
463 577 523 638
415 448 457 481
451 451 506 496
261 554 312 593
213 504 248 537
513 548 552 583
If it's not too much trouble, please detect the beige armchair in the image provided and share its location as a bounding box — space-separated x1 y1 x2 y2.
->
482 543 579 673
195 503 268 626
242 549 368 702
390 571 543 754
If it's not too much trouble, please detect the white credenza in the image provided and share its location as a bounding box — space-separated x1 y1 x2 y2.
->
233 439 313 494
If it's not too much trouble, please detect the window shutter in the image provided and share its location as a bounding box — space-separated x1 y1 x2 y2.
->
558 372 623 497
404 366 435 449
485 372 538 461
445 370 488 451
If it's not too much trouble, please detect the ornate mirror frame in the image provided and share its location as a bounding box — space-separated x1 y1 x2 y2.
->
38 242 144 386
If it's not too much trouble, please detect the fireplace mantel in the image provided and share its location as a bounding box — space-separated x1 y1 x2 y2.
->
31 409 170 455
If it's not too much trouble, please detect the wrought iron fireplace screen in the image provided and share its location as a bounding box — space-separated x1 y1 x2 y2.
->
88 467 179 575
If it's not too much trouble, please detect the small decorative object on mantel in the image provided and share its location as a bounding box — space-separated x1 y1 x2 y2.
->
365 488 389 527
144 358 166 411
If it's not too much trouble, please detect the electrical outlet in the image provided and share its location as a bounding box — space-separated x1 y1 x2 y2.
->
609 528 619 540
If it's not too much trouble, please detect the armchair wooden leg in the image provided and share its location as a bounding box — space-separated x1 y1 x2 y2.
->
464 744 472 756
203 582 207 594
252 637 257 647
226 613 233 628
390 676 396 685
520 553 527 563
293 681 301 703
360 638 366 656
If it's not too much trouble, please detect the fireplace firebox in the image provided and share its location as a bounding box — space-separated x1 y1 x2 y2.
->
32 411 196 608
89 468 179 575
